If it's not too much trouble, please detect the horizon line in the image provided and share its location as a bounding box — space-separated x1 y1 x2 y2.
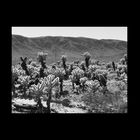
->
12 34 127 42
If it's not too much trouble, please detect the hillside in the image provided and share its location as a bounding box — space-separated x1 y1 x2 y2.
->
12 35 127 65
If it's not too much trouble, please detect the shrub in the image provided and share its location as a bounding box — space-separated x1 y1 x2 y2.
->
81 86 127 113
107 79 126 94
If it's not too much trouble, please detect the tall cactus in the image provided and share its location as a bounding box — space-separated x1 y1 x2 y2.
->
30 80 46 112
37 52 48 69
124 54 127 65
83 52 91 69
112 61 116 71
39 67 45 78
20 57 30 75
43 75 60 113
61 55 67 70
30 74 59 113
61 55 68 79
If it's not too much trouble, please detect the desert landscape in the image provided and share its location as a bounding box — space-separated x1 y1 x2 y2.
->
12 33 127 113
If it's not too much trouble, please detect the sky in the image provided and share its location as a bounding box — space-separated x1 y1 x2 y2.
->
12 27 127 41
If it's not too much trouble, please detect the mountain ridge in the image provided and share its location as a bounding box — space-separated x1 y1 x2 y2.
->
12 34 127 65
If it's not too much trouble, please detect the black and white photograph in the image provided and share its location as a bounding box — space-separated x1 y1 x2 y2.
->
11 27 127 114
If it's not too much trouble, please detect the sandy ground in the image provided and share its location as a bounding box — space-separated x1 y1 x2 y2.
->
12 97 88 113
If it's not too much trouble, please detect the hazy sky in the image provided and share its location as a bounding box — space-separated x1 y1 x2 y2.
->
12 27 127 41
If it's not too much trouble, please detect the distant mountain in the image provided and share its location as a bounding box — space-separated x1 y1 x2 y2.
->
12 35 127 65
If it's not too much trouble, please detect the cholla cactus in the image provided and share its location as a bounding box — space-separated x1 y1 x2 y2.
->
80 77 88 84
124 54 127 64
95 69 108 78
90 59 95 65
30 74 59 113
12 67 19 80
117 65 127 75
30 81 45 100
12 65 26 76
61 55 67 70
57 61 61 66
18 75 30 84
120 58 125 65
54 68 65 78
71 68 84 81
12 71 18 97
30 80 46 112
88 65 97 73
116 69 121 77
67 63 73 75
85 80 100 93
17 75 30 96
84 70 92 79
54 68 65 93
20 57 30 75
27 58 33 65
12 65 26 97
83 52 91 69
39 67 46 78
61 55 68 79
27 64 38 75
74 60 79 65
70 68 84 90
43 74 59 90
80 77 88 92
43 74 59 113
37 52 48 69
106 61 112 69
30 61 39 67
112 61 116 71
80 61 86 71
